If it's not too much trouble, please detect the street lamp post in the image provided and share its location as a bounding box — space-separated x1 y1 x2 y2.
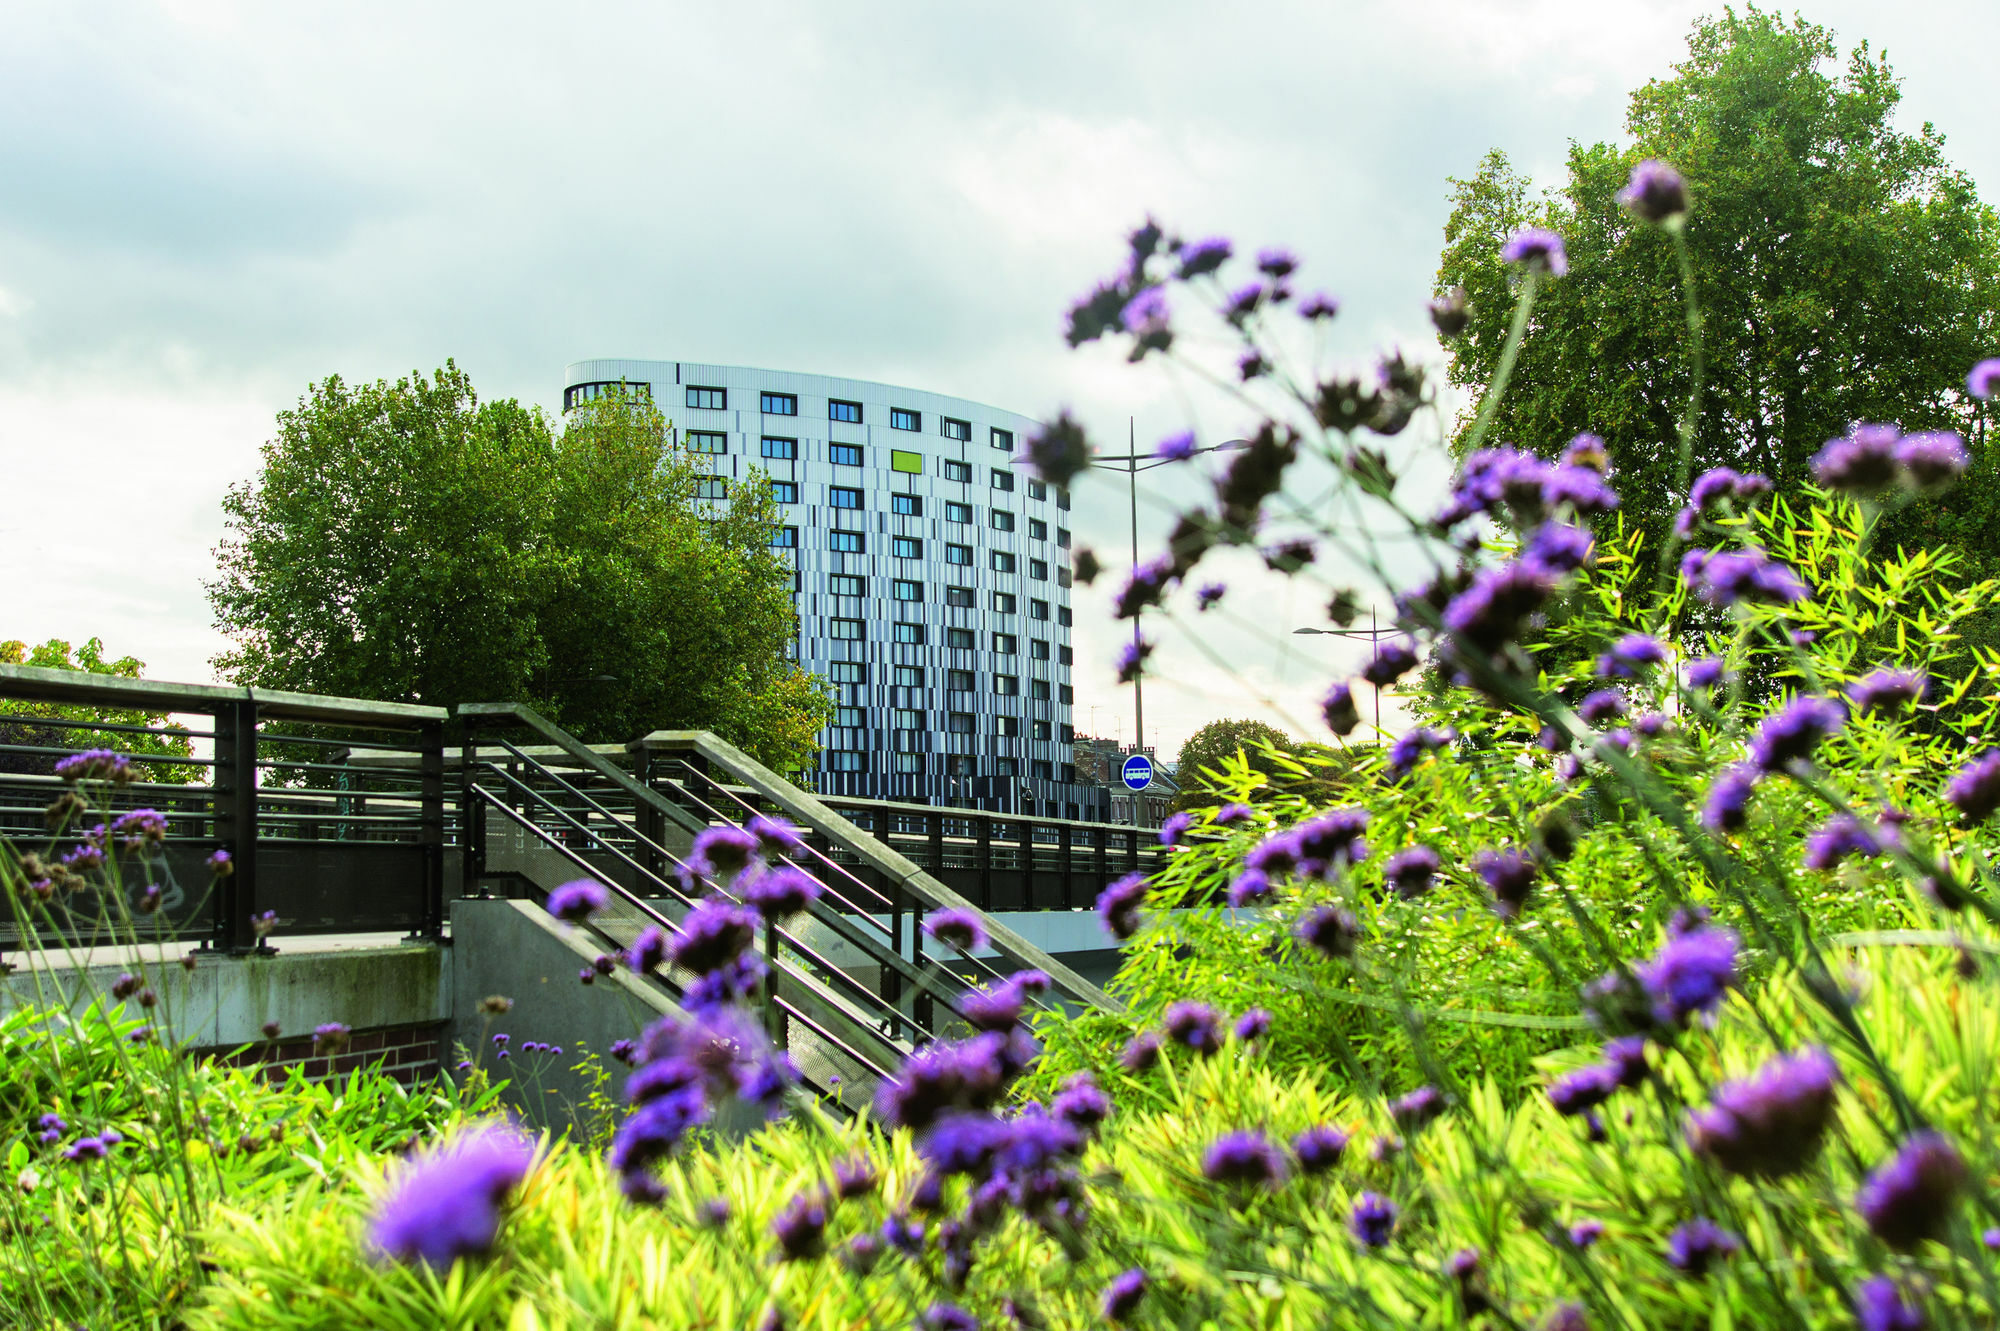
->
1292 609 1398 732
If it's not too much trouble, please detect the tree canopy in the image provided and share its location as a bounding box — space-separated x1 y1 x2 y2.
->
1169 718 1295 813
208 364 831 770
0 637 198 780
1436 7 2000 567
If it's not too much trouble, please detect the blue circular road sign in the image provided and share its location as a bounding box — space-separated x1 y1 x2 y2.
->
1120 754 1154 791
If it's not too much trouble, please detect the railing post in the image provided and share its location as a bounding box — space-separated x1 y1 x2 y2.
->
211 695 259 955
413 718 446 941
1094 823 1108 894
763 917 787 1049
885 872 905 1029
633 743 667 888
1020 818 1034 908
912 903 933 1038
1059 820 1074 910
460 724 487 900
927 809 943 875
975 815 992 912
1126 828 1138 874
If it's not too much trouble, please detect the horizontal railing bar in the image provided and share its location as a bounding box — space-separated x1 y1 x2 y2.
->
0 714 214 742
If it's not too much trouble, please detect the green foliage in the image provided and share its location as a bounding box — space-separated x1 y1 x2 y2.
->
1167 716 1293 812
0 637 197 782
207 364 833 770
1437 8 2000 566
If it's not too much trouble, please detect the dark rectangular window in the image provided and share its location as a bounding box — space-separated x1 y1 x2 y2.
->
829 530 865 553
947 712 974 734
1028 559 1048 581
1027 518 1047 540
891 493 923 516
1032 759 1053 781
993 633 1017 654
894 752 921 773
991 469 1015 492
890 408 921 432
945 543 972 566
994 675 1020 696
945 501 971 524
1058 645 1073 665
1060 724 1074 743
829 443 863 467
1056 527 1071 548
893 623 925 644
1058 607 1073 627
761 436 798 460
991 552 1016 573
1032 720 1051 741
947 669 974 691
892 579 923 601
893 708 923 730
992 592 1016 613
1030 679 1050 700
695 477 728 499
1056 488 1071 511
946 628 975 649
894 665 923 686
1058 684 1073 704
990 510 1015 532
833 705 865 728
829 662 866 684
1027 479 1047 501
762 392 798 415
829 617 864 640
892 536 923 559
687 431 727 454
771 526 799 549
1030 639 1049 660
995 756 1019 776
995 715 1020 737
829 574 865 596
829 486 863 509
827 750 866 772
942 460 971 482
1029 599 1049 621
771 481 799 503
687 386 726 410
829 399 863 423
940 416 970 442
991 427 1014 452
945 585 974 607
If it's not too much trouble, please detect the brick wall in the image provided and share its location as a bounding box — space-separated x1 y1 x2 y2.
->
204 1021 446 1085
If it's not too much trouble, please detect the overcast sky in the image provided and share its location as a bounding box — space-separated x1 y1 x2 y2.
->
5 0 1997 758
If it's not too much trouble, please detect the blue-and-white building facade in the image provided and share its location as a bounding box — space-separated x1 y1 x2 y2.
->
563 359 1109 820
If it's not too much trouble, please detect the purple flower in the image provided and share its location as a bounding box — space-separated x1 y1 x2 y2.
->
1202 1130 1286 1186
1803 815 1887 870
1297 905 1360 959
1213 802 1255 827
1687 1047 1839 1179
1813 424 1903 493
1578 690 1627 725
609 1039 637 1064
54 749 134 784
1224 281 1264 321
1256 246 1298 278
1568 1219 1605 1248
1665 1217 1740 1276
1177 236 1232 279
1896 432 1967 491
1854 1277 1925 1331
1097 872 1148 939
1232 1008 1272 1042
1681 548 1811 607
1226 870 1272 908
882 1212 923 1253
111 972 141 1000
1604 1036 1649 1088
1945 750 2000 822
546 879 609 923
1384 844 1441 898
743 866 822 920
1547 1064 1618 1117
313 1023 351 1055
1685 656 1727 690
1115 638 1153 684
1301 291 1341 320
1101 1268 1149 1322
1748 695 1845 773
1322 682 1361 736
688 826 760 883
919 1303 978 1331
1196 582 1226 611
1443 562 1558 654
671 899 759 975
1523 521 1595 575
368 1125 536 1267
924 907 989 953
63 1136 108 1162
626 925 668 973
1501 228 1569 275
1119 1031 1161 1073
250 909 279 938
1846 668 1926 715
1052 1072 1112 1131
1473 848 1538 918
1543 1305 1588 1331
875 1037 1010 1131
1967 358 2000 400
1620 159 1688 222
1349 1192 1398 1247
206 848 234 877
1387 727 1450 777
1595 634 1665 680
1361 638 1419 688
1159 811 1196 847
771 1193 828 1261
1114 553 1175 620
1637 924 1738 1025
1390 1085 1444 1133
1020 411 1091 488
746 814 805 859
1163 1001 1226 1056
1292 1125 1348 1173
1701 765 1758 834
1119 286 1171 336
1857 1132 1967 1250
111 808 167 846
135 884 162 914
1291 807 1370 875
1155 430 1197 461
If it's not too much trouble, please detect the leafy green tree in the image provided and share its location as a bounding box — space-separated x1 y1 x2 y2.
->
1168 718 1294 813
208 364 831 770
0 637 198 781
1436 8 2000 567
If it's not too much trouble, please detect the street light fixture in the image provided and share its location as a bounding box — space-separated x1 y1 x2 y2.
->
1292 609 1397 732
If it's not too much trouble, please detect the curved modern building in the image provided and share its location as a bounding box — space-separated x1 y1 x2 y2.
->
563 359 1104 820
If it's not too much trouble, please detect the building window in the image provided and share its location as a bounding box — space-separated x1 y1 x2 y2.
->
894 665 923 686
993 633 1017 654
892 579 923 602
940 416 970 442
829 530 865 553
1032 720 1051 741
942 460 971 483
946 628 974 650
686 386 726 410
771 481 799 503
1056 488 1071 511
829 399 863 423
995 716 1020 737
995 756 1020 776
564 380 654 411
1028 559 1048 581
947 712 974 734
687 431 727 455
994 675 1020 696
829 486 863 510
1030 639 1049 660
1058 606 1073 627
1058 684 1073 704
1029 599 1049 620
1031 759 1054 780
945 585 973 608
944 543 972 566
771 526 799 549
829 617 864 640
893 623 925 644
833 706 865 728
1027 518 1047 540
991 469 1015 492
990 510 1015 532
945 501 971 524
891 449 923 474
892 536 923 559
1028 479 1048 502
762 436 798 460
695 477 729 499
991 552 1016 573
894 709 923 730
829 662 866 684
893 752 922 773
829 443 863 467
829 574 865 597
947 669 973 691
827 750 866 772
761 392 798 415
1060 724 1074 743
992 592 1016 614
891 493 923 516
1056 528 1071 548
1058 645 1073 665
1030 679 1050 700
991 427 1014 452
890 408 921 432
947 755 977 776
1057 567 1072 588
